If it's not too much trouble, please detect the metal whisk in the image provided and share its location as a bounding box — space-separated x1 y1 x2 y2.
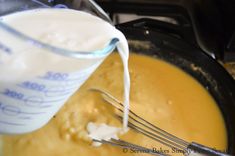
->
90 88 231 156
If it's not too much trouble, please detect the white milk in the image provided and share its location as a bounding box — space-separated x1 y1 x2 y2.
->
87 122 121 147
0 8 130 134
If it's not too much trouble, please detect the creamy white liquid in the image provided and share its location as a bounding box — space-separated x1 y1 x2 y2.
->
0 9 130 134
87 122 121 147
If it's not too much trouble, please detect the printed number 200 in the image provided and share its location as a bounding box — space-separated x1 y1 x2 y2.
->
3 89 24 100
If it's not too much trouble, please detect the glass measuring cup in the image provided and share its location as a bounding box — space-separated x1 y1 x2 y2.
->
0 0 119 134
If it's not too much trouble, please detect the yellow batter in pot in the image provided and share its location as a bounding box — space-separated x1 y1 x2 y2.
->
2 53 227 156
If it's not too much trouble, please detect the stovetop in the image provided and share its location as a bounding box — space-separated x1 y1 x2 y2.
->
95 0 235 79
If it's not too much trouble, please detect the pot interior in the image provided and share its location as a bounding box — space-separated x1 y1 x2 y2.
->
123 30 235 154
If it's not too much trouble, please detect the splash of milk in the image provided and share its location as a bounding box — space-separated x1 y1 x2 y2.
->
87 122 121 147
0 9 130 134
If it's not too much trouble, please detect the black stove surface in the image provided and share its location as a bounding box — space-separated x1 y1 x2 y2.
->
95 0 235 62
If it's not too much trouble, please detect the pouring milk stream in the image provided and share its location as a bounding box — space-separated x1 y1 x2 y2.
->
0 8 130 135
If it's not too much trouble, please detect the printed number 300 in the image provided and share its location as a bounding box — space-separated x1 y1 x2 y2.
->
44 72 68 81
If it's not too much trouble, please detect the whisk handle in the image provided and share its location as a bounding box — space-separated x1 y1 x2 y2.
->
186 142 231 156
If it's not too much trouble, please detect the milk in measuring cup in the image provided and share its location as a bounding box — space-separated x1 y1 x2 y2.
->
0 8 130 134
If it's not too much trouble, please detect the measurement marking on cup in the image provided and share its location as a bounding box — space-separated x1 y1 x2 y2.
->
18 81 46 92
38 75 88 82
24 97 66 104
39 105 52 108
0 103 20 116
0 89 68 106
0 102 46 116
18 116 32 120
1 89 24 100
44 86 72 97
17 82 77 94
39 72 69 81
24 96 44 107
37 69 93 82
20 111 46 115
0 120 24 126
